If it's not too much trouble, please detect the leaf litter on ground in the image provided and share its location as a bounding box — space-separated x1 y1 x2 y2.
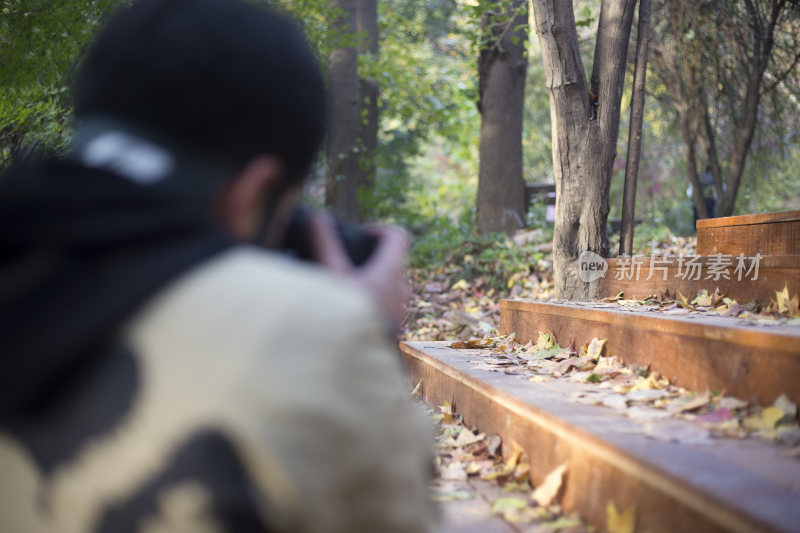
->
423 398 588 530
445 330 800 448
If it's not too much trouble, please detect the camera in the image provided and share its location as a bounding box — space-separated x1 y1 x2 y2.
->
281 206 378 266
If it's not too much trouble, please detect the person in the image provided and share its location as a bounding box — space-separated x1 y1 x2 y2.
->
0 1 437 532
687 165 718 224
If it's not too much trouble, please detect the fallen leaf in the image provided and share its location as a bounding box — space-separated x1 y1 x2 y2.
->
774 393 798 418
744 406 785 432
451 279 469 291
439 401 454 424
606 501 635 533
594 355 622 375
525 345 569 361
455 428 485 447
464 460 493 475
603 291 625 302
629 374 662 392
486 434 502 456
534 331 557 350
678 292 694 310
667 391 711 413
695 408 733 424
551 355 593 377
718 397 748 410
531 463 568 507
450 337 492 349
410 379 422 397
441 462 467 481
482 440 523 481
776 284 800 317
491 497 530 522
586 338 607 360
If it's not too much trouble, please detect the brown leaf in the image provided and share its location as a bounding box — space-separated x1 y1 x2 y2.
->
551 355 593 377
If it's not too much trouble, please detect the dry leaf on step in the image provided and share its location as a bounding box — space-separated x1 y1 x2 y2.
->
586 338 607 360
531 463 568 507
606 501 635 533
774 393 797 418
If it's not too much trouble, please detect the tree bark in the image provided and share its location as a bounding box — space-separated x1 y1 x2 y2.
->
531 0 637 299
354 0 379 221
619 0 651 256
476 0 528 235
326 0 360 219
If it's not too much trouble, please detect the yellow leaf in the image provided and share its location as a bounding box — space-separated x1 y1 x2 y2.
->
586 338 607 360
744 406 785 432
606 501 635 533
531 463 568 507
410 379 422 397
439 401 454 424
692 289 712 307
535 332 556 350
776 284 800 317
629 374 662 392
451 279 469 291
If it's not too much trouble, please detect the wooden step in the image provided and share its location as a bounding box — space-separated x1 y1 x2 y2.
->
696 210 800 256
499 300 800 406
595 255 800 306
401 341 800 533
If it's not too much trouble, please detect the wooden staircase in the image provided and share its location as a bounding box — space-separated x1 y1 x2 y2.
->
598 210 800 305
402 211 800 532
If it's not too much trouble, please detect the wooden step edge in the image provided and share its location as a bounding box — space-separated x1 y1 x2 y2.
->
697 210 800 229
401 341 800 533
500 299 800 353
499 300 800 406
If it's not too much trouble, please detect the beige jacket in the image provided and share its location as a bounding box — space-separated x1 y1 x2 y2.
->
0 247 437 533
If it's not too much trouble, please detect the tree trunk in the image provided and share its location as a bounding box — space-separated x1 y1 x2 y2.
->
619 0 651 256
354 0 379 222
326 0 360 219
531 0 637 300
476 0 528 235
679 108 710 220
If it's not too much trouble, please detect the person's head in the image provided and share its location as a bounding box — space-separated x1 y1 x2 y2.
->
75 0 326 241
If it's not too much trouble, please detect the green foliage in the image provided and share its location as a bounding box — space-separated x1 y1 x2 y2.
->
3 0 799 258
0 0 120 167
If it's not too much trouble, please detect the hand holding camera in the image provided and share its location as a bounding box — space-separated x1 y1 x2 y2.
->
298 211 410 331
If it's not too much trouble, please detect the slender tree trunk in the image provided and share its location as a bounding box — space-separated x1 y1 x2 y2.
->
476 0 528 235
531 0 636 300
354 0 379 221
679 108 710 220
326 0 360 219
619 0 651 256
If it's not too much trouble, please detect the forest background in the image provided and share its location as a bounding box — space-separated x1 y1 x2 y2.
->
2 0 799 302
